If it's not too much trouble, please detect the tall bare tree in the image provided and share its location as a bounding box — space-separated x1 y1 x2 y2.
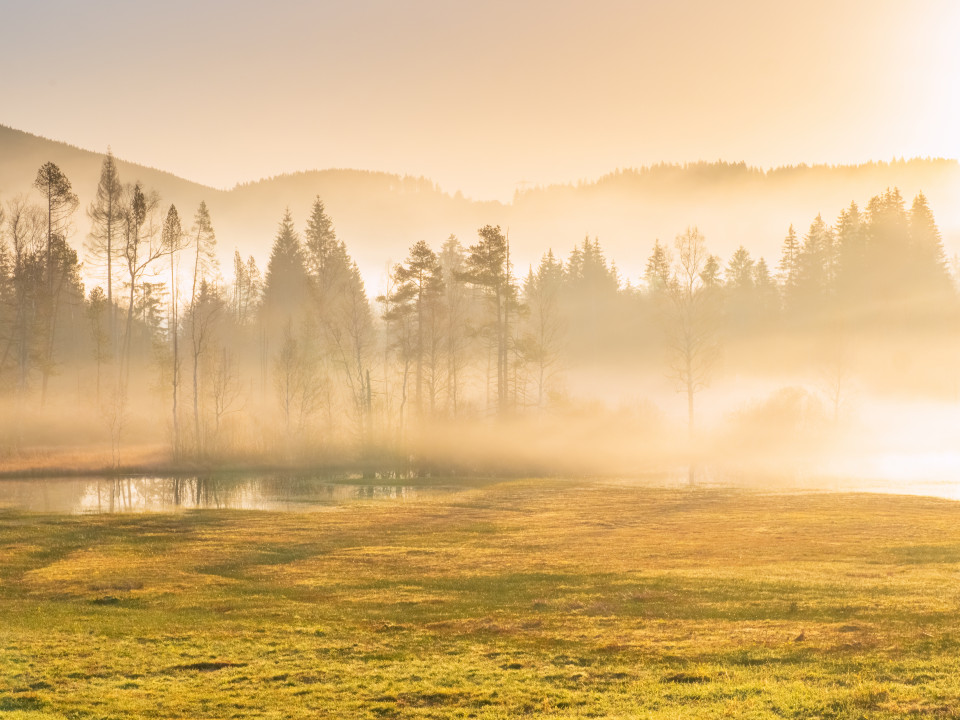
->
665 227 720 482
162 205 187 456
120 183 163 380
87 286 110 404
86 151 124 346
3 198 44 391
523 250 564 409
188 202 218 454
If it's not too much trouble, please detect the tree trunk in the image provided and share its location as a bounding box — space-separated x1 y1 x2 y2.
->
687 372 695 486
171 255 180 457
193 344 201 457
124 281 135 384
107 198 114 351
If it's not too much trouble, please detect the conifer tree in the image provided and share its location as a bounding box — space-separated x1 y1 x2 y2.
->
303 196 342 288
644 239 673 294
908 192 951 294
460 225 515 415
795 214 835 312
699 255 722 289
389 240 444 418
753 257 780 322
33 162 79 402
261 209 310 330
834 201 865 305
523 249 565 408
865 188 911 303
725 246 754 290
439 235 470 416
777 224 801 293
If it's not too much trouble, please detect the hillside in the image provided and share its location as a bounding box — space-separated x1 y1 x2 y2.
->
2 124 959 292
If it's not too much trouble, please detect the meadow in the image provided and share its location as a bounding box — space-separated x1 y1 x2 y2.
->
2 478 960 718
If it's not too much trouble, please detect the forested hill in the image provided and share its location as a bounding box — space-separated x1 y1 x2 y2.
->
0 124 219 210
3 123 959 289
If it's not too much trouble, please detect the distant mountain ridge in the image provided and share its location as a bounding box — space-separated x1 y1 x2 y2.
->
2 123 959 291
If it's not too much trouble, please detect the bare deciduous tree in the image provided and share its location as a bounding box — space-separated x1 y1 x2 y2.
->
665 227 721 483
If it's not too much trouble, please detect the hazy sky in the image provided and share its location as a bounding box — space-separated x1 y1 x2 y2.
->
4 0 959 200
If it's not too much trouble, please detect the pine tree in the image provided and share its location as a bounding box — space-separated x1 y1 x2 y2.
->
699 254 722 289
796 214 835 309
261 209 310 329
725 246 754 290
644 239 673 293
753 257 779 320
777 225 801 293
865 188 911 302
908 192 951 294
834 201 865 305
460 225 515 415
244 256 262 318
303 196 342 287
33 162 79 402
233 250 247 323
523 249 565 408
300 197 373 439
725 246 756 332
439 235 469 416
390 240 444 418
567 236 618 295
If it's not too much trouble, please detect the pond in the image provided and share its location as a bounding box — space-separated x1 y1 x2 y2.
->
2 469 958 515
0 475 468 514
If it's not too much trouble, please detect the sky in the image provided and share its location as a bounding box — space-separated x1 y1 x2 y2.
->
3 0 960 200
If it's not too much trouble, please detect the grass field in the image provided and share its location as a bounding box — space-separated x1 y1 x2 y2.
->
3 478 960 718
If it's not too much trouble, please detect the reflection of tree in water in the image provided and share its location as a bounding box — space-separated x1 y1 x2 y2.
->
1 475 448 513
259 474 337 505
171 475 245 508
100 477 134 512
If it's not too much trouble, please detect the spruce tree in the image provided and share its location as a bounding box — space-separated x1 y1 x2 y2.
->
725 246 754 290
908 192 951 294
261 209 310 330
644 239 673 293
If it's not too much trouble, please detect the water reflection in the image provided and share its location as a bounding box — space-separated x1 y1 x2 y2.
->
0 475 458 514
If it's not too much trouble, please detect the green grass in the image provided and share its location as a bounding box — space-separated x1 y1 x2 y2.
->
2 479 960 717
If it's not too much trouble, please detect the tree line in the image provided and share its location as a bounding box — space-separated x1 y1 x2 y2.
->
0 154 954 469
